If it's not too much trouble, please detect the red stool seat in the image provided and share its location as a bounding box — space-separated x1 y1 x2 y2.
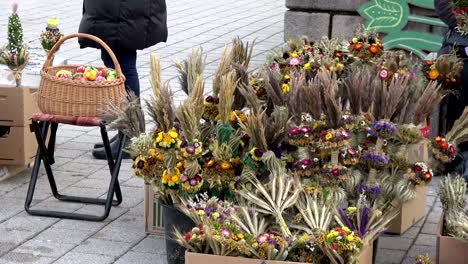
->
32 113 101 127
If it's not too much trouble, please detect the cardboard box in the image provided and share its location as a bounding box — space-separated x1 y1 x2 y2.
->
0 86 40 127
0 126 37 165
185 242 373 264
436 215 468 264
387 185 427 234
144 184 165 236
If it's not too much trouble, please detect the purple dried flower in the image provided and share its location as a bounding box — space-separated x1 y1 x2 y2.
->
338 207 355 231
360 207 369 237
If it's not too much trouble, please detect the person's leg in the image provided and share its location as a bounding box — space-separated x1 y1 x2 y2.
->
101 49 140 97
93 49 139 159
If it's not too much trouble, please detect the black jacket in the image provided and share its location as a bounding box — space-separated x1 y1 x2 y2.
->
435 0 457 29
78 0 168 51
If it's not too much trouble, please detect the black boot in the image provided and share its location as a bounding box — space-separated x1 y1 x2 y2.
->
92 136 131 160
93 133 120 149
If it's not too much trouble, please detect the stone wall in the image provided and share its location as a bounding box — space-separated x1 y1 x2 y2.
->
284 0 446 41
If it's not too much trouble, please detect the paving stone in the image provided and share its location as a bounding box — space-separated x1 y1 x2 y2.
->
374 249 406 264
54 252 115 264
34 227 95 245
0 242 17 256
114 252 166 264
92 224 146 244
131 236 166 255
0 227 36 244
378 236 413 251
73 238 133 258
54 149 87 159
13 240 76 258
0 252 55 264
0 214 58 232
407 245 436 258
415 233 437 246
0 198 26 222
425 210 442 224
127 203 144 216
74 205 128 221
401 226 421 239
421 223 439 235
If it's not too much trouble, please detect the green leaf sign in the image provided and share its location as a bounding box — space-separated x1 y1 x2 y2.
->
358 0 447 58
359 0 409 33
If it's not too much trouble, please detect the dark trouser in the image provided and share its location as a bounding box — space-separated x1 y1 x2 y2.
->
101 49 140 97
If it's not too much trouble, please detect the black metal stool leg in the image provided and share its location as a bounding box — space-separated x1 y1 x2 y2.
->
100 125 123 205
25 120 125 221
25 121 49 212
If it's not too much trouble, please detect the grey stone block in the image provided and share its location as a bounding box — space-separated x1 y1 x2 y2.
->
0 252 55 264
0 214 57 232
13 239 76 258
114 252 166 264
425 210 442 224
378 236 413 250
407 245 436 258
74 239 133 257
375 249 406 264
0 242 18 256
332 15 364 40
415 233 437 246
54 252 115 264
284 11 330 41
52 219 107 233
34 227 95 245
421 223 438 235
401 226 421 239
132 236 166 255
92 224 146 244
286 0 367 12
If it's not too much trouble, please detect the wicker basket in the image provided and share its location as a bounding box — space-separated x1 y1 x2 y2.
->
38 33 126 117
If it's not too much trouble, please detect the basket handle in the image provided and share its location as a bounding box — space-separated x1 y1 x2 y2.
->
44 33 123 77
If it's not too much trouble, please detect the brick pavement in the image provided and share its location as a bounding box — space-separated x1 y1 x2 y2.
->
0 0 445 263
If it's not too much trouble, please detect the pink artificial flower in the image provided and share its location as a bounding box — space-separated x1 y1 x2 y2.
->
221 229 232 237
257 233 269 243
379 69 389 79
271 63 279 72
289 57 302 66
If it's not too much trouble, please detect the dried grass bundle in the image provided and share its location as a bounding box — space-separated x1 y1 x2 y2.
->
147 53 176 131
265 69 285 107
237 109 268 151
373 76 409 120
231 63 248 110
100 92 145 138
175 47 206 95
302 75 322 119
318 70 342 128
294 194 333 233
212 46 232 97
344 64 373 115
446 106 468 146
264 106 289 149
238 82 263 116
412 81 444 125
231 37 254 68
218 71 237 124
175 77 205 141
285 71 306 125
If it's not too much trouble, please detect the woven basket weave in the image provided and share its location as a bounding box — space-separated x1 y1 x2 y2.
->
38 33 126 117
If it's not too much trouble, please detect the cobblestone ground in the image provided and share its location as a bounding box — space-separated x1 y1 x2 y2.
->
0 1 444 263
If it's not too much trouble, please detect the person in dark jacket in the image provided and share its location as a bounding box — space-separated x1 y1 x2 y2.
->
78 0 168 159
435 0 468 179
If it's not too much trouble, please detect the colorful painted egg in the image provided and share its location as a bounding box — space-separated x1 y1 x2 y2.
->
106 70 117 80
56 70 72 79
95 76 106 82
76 66 86 73
84 69 98 81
